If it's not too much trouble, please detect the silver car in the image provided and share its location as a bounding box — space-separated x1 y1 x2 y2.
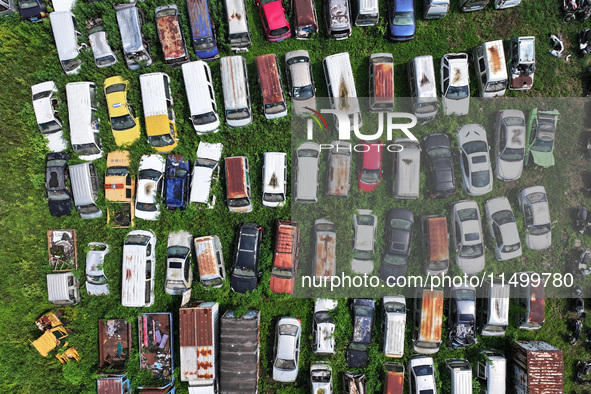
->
458 124 493 196
88 22 118 68
165 230 193 295
493 109 526 181
85 242 110 295
285 50 317 115
352 209 377 274
273 317 301 382
518 186 552 250
450 200 485 274
484 197 522 261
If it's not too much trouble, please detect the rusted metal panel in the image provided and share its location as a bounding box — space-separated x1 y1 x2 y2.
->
156 13 186 61
512 341 563 393
419 290 443 343
529 282 545 323
327 142 352 197
270 220 300 294
294 0 316 26
194 236 218 277
427 217 448 262
315 232 336 277
97 377 123 394
384 362 404 394
99 319 132 370
256 54 284 106
180 303 218 384
138 313 174 380
225 157 247 198
375 62 394 103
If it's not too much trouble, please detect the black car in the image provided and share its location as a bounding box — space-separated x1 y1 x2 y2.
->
346 299 375 367
18 0 45 22
45 152 72 217
423 133 456 198
380 209 414 281
230 223 263 293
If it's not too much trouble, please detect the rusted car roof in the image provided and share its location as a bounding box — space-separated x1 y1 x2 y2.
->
99 319 132 370
293 0 316 26
179 303 217 382
384 362 404 394
327 142 352 197
418 289 444 343
529 282 545 323
512 341 563 393
427 216 448 262
314 225 336 277
194 236 218 277
97 376 125 394
375 62 394 102
225 157 247 198
256 54 284 106
156 14 186 61
270 220 299 294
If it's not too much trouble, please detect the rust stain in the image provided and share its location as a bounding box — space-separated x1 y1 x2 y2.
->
375 63 394 102
427 217 448 263
385 372 404 394
488 45 502 74
419 290 443 343
315 234 336 276
156 15 186 61
195 238 218 278
452 68 462 84
225 157 247 199
257 54 283 106
338 77 349 111
125 268 132 280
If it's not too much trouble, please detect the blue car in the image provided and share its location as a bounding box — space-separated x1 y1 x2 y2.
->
387 0 416 41
165 154 191 210
186 0 219 60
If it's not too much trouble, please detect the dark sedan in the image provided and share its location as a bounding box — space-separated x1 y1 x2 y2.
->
346 299 376 367
423 133 456 198
231 223 263 293
380 209 414 281
45 152 72 217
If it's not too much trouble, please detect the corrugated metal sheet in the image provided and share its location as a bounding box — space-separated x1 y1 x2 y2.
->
418 290 443 343
98 319 132 369
512 341 563 393
256 54 284 106
97 377 122 394
180 303 219 384
225 157 247 198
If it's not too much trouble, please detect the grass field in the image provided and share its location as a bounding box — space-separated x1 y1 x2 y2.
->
1 0 591 392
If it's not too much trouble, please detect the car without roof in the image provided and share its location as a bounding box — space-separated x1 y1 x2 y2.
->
458 124 493 196
352 209 377 274
449 284 477 348
231 223 263 293
313 299 337 355
518 186 552 250
165 230 193 295
45 152 72 217
450 200 485 274
135 154 165 221
85 242 110 296
440 53 470 116
256 0 291 42
104 76 140 146
525 108 559 168
408 356 437 394
358 141 383 192
381 209 414 281
508 36 535 90
31 81 68 152
273 317 301 382
484 197 522 260
493 109 526 181
388 0 416 41
165 154 191 210
347 299 375 368
423 134 456 198
285 50 317 115
310 362 332 393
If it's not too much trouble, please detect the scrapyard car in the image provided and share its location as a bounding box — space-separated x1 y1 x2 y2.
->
450 200 485 274
357 140 383 192
45 152 72 217
313 299 337 355
440 53 470 116
85 242 110 295
310 362 332 394
135 154 165 221
190 142 222 207
458 124 493 196
31 81 68 152
352 209 377 274
269 220 300 294
164 154 190 210
408 356 437 394
88 20 118 68
343 372 365 393
285 50 317 115
525 108 559 168
256 0 291 42
448 284 478 348
518 186 552 250
230 223 263 293
383 295 406 358
484 197 522 260
380 209 414 281
104 76 140 146
346 299 375 368
273 317 301 382
493 109 526 181
387 0 416 41
508 36 535 91
165 230 193 295
423 133 456 198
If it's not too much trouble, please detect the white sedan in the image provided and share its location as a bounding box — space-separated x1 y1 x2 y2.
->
458 124 493 196
484 197 522 261
450 200 485 274
273 317 301 383
85 242 110 295
135 154 165 221
518 186 552 250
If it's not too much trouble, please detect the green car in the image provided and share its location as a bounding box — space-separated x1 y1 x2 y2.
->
525 108 559 167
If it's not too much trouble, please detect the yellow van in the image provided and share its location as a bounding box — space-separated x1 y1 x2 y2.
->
139 72 178 153
104 76 140 146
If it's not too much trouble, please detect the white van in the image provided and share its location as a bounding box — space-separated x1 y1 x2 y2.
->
140 72 178 153
392 138 420 199
121 230 156 307
225 0 251 52
31 81 68 152
408 56 438 122
440 53 470 116
476 350 506 394
69 162 103 219
295 142 320 203
49 11 83 74
473 40 508 98
181 61 220 134
46 272 81 305
479 278 510 336
355 0 379 26
262 152 287 207
220 56 252 127
383 295 406 358
66 82 103 161
190 142 223 207
446 359 473 394
323 52 362 131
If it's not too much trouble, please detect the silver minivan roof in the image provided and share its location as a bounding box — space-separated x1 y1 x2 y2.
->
393 138 420 198
296 142 320 201
66 82 96 145
69 162 95 206
49 11 79 62
139 72 170 117
32 81 57 126
412 55 437 98
220 56 249 110
115 4 143 54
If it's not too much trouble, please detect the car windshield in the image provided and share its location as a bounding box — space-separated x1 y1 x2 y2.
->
202 277 222 287
73 143 100 156
454 289 475 300
531 138 554 152
136 202 157 212
193 37 215 51
354 250 372 261
526 192 547 204
279 323 298 336
170 168 188 178
531 224 551 235
148 134 175 148
500 147 524 162
39 120 61 134
460 243 484 258
293 84 314 99
271 267 292 278
462 141 487 154
459 313 475 322
79 204 100 215
195 158 218 168
106 166 128 177
125 235 149 245
97 56 116 66
492 210 514 225
105 84 126 94
46 159 66 168
413 365 433 376
226 108 250 120
416 102 437 114
298 149 318 158
233 266 255 277
139 169 161 181
168 246 189 259
264 193 285 202
357 215 375 226
48 190 70 200
446 85 469 99
427 147 451 158
383 253 408 266
19 0 38 9
275 358 296 370
471 170 490 187
428 260 448 271
390 218 412 230
384 301 405 313
61 58 82 73
485 80 507 92
193 111 217 126
457 208 478 221
270 26 290 37
265 102 287 115
502 242 520 253
314 311 332 323
355 305 373 317
392 11 414 26
360 168 380 184
111 114 136 131
505 116 525 126
86 275 107 285
228 197 251 207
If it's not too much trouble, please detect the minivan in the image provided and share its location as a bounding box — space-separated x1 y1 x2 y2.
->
392 138 420 199
49 11 83 74
139 72 178 153
473 40 508 98
194 235 226 288
115 3 152 70
413 288 444 354
256 54 288 119
424 0 449 18
220 56 253 127
181 61 220 134
421 215 449 275
155 4 189 66
440 53 470 115
47 272 81 306
408 55 438 122
327 141 352 197
476 349 506 393
446 359 473 394
225 156 253 212
31 81 68 152
323 52 362 131
293 0 318 39
88 22 118 68
295 142 320 203
69 162 102 219
225 0 252 51
324 0 352 39
516 271 545 330
187 0 219 60
355 0 379 25
383 362 404 393
313 219 336 278
270 220 300 294
479 278 510 336
66 82 103 161
190 142 223 207
121 230 156 307
383 295 406 358
369 53 395 112
262 152 287 207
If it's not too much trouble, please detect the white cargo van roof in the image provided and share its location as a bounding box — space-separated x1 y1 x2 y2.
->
47 273 72 302
182 61 215 116
323 52 359 111
296 142 320 202
50 11 79 62
483 40 507 81
263 152 286 195
69 162 94 206
66 82 96 146
32 81 57 126
360 0 378 13
139 73 169 117
220 56 248 110
413 56 437 98
190 142 223 204
393 138 420 198
383 295 406 357
225 0 249 33
488 284 510 325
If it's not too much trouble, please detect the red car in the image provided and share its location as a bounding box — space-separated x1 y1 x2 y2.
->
269 220 300 294
256 0 291 42
358 141 383 192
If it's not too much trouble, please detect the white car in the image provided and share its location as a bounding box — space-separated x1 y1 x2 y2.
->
352 209 377 274
383 295 406 358
408 356 437 394
518 186 552 250
493 109 526 181
458 124 493 196
313 299 337 355
310 362 332 394
273 317 301 383
484 197 522 260
85 242 110 295
440 53 470 116
165 230 193 295
135 154 165 221
450 200 485 274
31 81 68 152
295 142 320 202
190 142 222 207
